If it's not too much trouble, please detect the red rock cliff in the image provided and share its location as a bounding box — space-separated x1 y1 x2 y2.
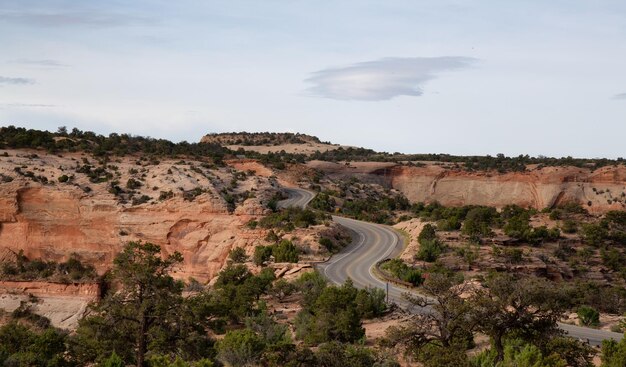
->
0 183 268 282
307 160 626 213
388 165 626 213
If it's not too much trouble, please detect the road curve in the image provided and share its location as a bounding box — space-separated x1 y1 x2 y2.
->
278 187 623 346
277 188 316 209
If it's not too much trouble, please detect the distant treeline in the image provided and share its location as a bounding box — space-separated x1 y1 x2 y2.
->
202 131 323 146
306 145 625 172
0 126 230 160
1 126 623 172
311 147 625 172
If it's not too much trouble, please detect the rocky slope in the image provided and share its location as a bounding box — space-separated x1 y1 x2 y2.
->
0 149 280 283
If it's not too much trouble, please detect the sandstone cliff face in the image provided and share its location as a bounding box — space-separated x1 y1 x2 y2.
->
388 165 626 213
0 281 100 329
307 161 626 213
0 151 281 283
0 183 270 282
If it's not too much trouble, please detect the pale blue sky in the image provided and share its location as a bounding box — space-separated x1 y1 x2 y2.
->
1 1 625 157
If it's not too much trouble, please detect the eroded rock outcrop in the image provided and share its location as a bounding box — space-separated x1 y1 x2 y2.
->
308 161 626 213
389 165 626 213
0 183 262 282
0 149 284 283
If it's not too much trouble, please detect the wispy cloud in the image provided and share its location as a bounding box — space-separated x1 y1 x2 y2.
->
11 59 68 68
613 92 626 100
0 103 55 108
304 57 476 101
0 10 152 28
0 76 34 85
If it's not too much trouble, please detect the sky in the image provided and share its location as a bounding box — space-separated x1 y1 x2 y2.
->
1 1 625 158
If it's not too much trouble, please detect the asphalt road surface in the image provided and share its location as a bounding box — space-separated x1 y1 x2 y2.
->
278 187 623 346
277 188 316 209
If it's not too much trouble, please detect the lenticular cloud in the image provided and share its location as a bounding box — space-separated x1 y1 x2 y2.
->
305 56 476 101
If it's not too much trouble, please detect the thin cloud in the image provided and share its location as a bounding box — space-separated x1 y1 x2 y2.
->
0 103 55 108
304 57 476 101
613 92 626 100
12 59 69 68
0 76 34 85
0 10 152 28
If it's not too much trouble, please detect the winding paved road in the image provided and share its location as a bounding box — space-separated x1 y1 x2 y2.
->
278 188 316 210
278 187 623 346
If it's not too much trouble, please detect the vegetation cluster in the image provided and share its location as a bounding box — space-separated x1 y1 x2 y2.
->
254 207 329 232
0 252 97 283
201 132 321 146
310 147 625 172
0 242 398 367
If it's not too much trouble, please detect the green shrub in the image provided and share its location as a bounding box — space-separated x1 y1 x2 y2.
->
228 247 248 263
561 219 578 234
57 254 97 281
602 339 626 366
265 230 279 242
581 223 609 246
1 252 96 282
504 211 560 244
381 259 423 286
0 322 68 366
216 329 265 366
577 306 600 326
470 338 587 367
269 278 296 300
184 187 204 201
549 209 563 220
418 224 437 244
158 190 174 201
309 192 336 212
319 237 334 252
560 202 588 215
601 248 625 271
295 280 365 344
566 281 626 314
253 245 273 266
355 287 388 318
416 239 445 263
295 271 328 309
251 241 300 265
126 178 142 190
315 342 384 367
462 207 499 237
419 344 469 367
258 207 326 232
338 194 408 224
272 240 299 263
147 355 214 367
131 195 151 205
436 217 462 231
102 352 124 367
